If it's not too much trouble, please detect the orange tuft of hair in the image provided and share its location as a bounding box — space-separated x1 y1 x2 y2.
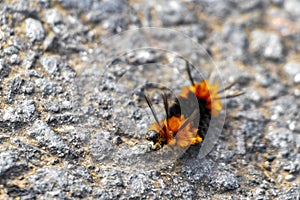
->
149 115 201 148
180 80 222 116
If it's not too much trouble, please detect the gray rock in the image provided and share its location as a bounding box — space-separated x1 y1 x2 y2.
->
222 22 248 49
277 185 300 199
284 61 300 83
100 170 124 187
27 70 43 78
272 0 283 6
28 120 72 157
6 77 23 102
235 0 264 12
266 128 294 148
182 158 214 181
2 107 21 123
43 34 58 51
46 112 80 127
21 100 36 119
13 36 29 51
9 0 37 15
23 50 38 69
9 54 21 65
294 73 300 84
0 151 27 179
92 0 124 13
183 159 240 192
284 0 300 18
125 49 163 65
1 100 36 125
24 18 45 42
8 77 23 94
197 0 232 19
255 69 275 87
148 170 161 180
85 10 106 23
263 34 283 60
255 188 266 196
28 167 92 198
60 0 93 10
0 152 17 177
127 176 153 198
237 109 268 123
235 130 246 155
283 162 299 174
75 166 93 182
44 9 63 26
250 30 283 60
156 1 198 26
60 64 76 81
43 100 72 113
191 24 206 41
285 174 296 181
248 91 263 105
221 22 249 60
102 15 128 33
85 1 124 23
40 56 60 74
0 61 10 79
11 139 42 165
4 45 19 55
43 102 60 113
94 189 114 199
89 133 114 162
35 78 57 96
270 96 299 130
267 83 286 100
289 119 300 133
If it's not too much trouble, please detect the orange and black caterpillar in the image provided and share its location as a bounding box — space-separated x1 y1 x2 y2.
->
145 62 244 150
145 93 202 149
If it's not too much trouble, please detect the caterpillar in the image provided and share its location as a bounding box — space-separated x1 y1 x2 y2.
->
145 62 244 150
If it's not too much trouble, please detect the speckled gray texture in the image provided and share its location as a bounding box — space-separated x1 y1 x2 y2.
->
24 18 45 42
0 0 299 199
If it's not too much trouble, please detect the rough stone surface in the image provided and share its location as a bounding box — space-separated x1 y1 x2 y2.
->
0 61 10 80
155 1 198 26
24 18 45 42
0 0 299 199
250 30 284 60
28 120 76 158
40 56 60 74
284 61 300 83
27 167 92 198
284 0 300 18
44 9 64 26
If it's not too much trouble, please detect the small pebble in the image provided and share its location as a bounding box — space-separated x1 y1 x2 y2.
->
285 174 296 182
40 56 60 74
24 18 45 42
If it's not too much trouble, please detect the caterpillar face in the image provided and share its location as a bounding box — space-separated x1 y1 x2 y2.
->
145 130 160 144
145 129 168 150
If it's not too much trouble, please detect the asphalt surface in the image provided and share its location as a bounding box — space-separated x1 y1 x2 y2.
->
0 0 299 199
